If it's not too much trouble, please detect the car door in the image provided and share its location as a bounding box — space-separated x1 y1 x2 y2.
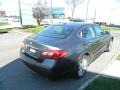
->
80 25 102 60
92 25 107 53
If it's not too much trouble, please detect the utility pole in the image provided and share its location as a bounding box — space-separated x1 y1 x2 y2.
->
18 0 23 26
85 0 89 22
93 9 96 23
50 0 53 24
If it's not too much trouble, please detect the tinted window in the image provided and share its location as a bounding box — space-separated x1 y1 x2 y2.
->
80 26 95 38
37 25 73 38
93 25 104 36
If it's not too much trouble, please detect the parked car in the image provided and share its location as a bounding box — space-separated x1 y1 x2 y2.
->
69 18 85 22
12 17 20 22
20 22 113 80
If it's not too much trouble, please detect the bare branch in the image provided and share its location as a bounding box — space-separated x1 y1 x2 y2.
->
65 0 84 18
32 0 47 25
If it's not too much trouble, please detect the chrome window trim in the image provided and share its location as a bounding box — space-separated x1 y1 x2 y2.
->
77 25 87 38
77 25 96 39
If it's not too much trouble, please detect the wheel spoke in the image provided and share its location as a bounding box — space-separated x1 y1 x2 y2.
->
78 58 88 76
109 41 113 51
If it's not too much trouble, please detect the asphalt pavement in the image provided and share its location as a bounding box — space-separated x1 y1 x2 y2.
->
0 31 120 90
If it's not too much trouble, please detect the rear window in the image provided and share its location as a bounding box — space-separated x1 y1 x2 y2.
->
37 25 74 38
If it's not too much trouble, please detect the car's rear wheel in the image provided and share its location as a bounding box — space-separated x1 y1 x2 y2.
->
73 55 89 79
106 40 113 52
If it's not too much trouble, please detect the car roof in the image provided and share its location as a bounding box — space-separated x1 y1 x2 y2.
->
51 22 99 33
53 22 95 27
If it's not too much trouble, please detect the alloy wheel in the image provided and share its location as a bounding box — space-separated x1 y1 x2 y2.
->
78 58 88 77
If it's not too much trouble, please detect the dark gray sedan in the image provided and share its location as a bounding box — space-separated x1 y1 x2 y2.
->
20 22 113 80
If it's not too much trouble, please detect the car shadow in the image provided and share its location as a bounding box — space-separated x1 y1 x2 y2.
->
0 58 98 90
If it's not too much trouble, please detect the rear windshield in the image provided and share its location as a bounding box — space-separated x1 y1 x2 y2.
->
37 25 74 38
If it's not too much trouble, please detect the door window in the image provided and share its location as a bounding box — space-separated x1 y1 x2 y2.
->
80 26 95 38
93 25 104 36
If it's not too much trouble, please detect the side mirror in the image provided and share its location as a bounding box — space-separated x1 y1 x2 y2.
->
105 31 110 34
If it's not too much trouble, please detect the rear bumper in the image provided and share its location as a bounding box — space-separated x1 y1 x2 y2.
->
22 60 52 77
20 49 77 77
20 49 57 77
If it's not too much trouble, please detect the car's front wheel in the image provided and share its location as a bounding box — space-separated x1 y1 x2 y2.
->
106 40 113 52
73 55 89 79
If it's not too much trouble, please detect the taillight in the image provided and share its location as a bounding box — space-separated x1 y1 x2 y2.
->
41 50 68 60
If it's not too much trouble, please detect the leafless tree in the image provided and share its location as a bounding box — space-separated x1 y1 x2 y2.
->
65 0 84 18
32 0 47 25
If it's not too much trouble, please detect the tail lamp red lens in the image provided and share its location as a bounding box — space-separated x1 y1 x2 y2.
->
41 50 68 60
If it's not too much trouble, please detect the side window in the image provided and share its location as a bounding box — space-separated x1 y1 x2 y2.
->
80 26 95 38
93 25 104 36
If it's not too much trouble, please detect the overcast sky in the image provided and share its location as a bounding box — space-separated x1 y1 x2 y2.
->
0 0 119 11
0 0 120 24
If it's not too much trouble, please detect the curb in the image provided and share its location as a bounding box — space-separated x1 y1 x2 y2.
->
11 30 33 36
101 52 120 74
79 74 99 90
0 31 8 34
79 52 120 90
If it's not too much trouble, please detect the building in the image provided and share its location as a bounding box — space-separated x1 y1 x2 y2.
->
45 7 65 19
0 10 6 16
52 7 65 18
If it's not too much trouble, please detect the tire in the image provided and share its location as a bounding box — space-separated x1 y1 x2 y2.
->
106 40 113 52
73 55 89 79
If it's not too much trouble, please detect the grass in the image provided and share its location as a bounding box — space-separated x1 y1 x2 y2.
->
0 22 9 26
0 29 10 33
85 76 120 90
25 25 45 34
101 25 120 31
116 54 120 60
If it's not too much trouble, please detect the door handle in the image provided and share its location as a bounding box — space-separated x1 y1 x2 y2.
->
95 40 99 43
95 39 101 43
100 36 104 39
88 42 92 45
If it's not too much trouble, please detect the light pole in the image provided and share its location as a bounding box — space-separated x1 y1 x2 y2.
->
50 0 53 24
85 0 89 22
18 0 23 26
93 9 96 23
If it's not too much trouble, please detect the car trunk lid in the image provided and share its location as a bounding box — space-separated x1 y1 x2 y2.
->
24 36 65 60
